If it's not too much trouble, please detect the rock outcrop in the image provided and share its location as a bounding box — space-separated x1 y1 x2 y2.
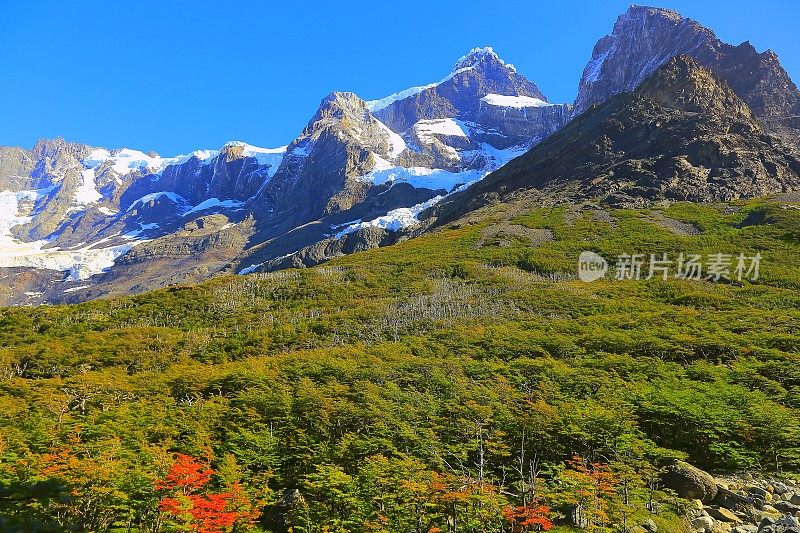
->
652 462 800 533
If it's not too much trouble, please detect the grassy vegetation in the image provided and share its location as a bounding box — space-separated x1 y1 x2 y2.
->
0 200 798 531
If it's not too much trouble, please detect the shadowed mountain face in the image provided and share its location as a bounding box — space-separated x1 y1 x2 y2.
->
425 56 800 225
250 92 406 236
574 5 800 145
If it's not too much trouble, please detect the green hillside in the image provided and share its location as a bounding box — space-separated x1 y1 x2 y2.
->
1 199 799 531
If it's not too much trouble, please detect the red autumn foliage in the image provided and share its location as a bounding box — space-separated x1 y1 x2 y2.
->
565 455 616 499
559 455 619 531
155 453 214 495
155 453 252 533
503 504 553 532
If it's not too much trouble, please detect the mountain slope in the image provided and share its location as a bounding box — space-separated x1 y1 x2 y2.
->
574 5 800 145
2 193 800 529
0 136 290 304
425 56 800 226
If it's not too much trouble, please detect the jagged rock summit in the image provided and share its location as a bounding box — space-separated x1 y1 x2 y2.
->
574 5 800 146
453 47 519 72
370 46 570 143
635 53 754 118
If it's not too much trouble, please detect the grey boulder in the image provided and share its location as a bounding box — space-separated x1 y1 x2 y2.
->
662 461 719 503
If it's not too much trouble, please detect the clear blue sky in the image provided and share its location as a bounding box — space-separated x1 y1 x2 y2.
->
2 0 798 155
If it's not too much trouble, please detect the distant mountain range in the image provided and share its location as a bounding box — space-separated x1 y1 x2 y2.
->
1 5 799 305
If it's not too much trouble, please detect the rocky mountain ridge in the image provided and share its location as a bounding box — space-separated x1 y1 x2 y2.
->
423 56 800 227
0 47 570 304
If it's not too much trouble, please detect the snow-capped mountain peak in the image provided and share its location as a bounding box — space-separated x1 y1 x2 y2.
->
366 48 519 114
366 47 562 136
453 46 516 73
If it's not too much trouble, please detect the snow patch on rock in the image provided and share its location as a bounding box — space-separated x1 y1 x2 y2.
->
359 162 479 191
413 118 469 141
63 284 91 293
223 141 287 177
237 262 264 275
480 94 551 108
184 198 245 216
75 169 103 205
583 50 611 85
375 120 407 159
358 142 528 192
335 195 444 238
366 67 476 113
127 191 187 212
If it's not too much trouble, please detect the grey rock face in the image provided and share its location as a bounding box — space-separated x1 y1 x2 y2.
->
241 90 420 260
0 147 36 190
758 515 800 533
123 149 272 209
474 102 573 148
257 91 396 222
8 139 99 241
574 5 800 145
262 226 399 271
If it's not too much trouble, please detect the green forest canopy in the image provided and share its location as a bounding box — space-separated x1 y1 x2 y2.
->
0 200 798 531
